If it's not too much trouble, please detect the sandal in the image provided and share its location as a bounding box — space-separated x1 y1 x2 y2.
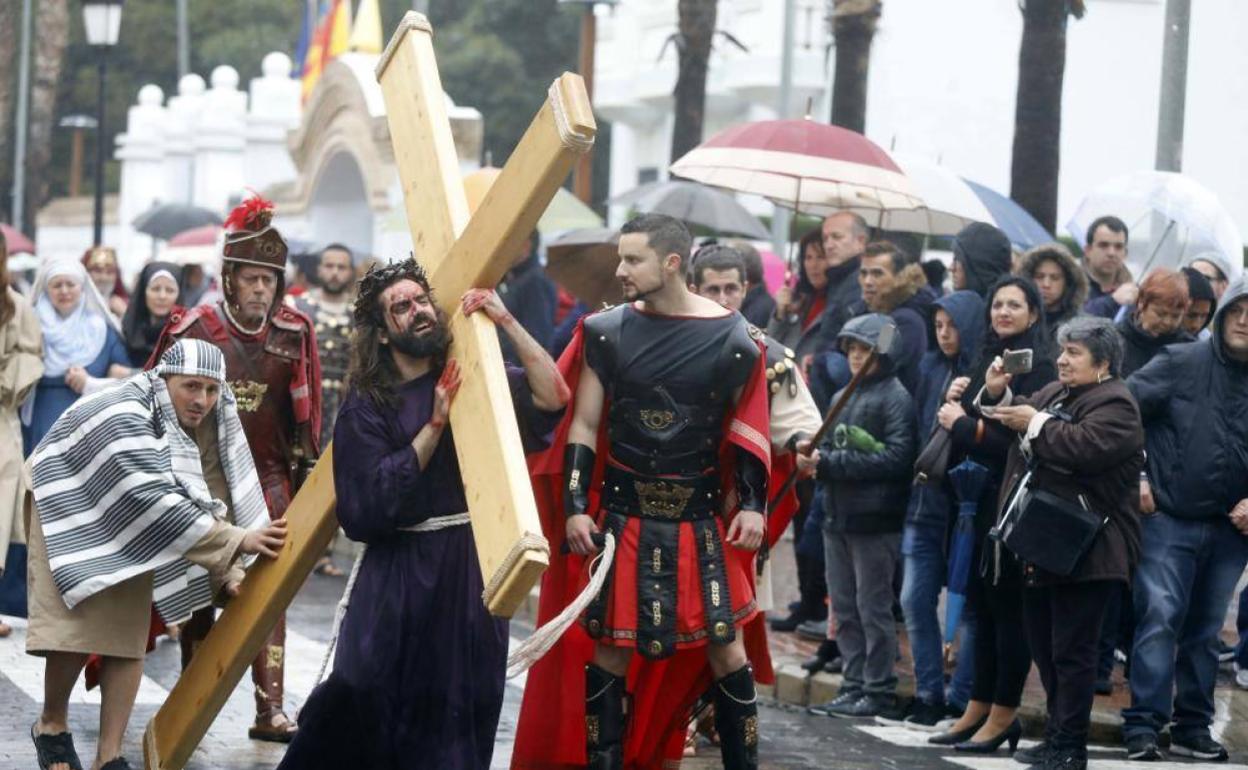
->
100 758 134 770
31 723 84 770
313 556 345 578
248 710 298 743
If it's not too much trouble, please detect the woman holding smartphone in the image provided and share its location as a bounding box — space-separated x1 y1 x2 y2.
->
930 276 1057 753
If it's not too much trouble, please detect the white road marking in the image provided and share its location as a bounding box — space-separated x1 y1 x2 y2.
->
945 758 1248 770
0 618 169 705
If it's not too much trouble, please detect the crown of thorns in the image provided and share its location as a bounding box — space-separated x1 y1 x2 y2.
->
353 256 434 328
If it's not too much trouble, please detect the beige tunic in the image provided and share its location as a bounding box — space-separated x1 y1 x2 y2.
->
25 408 248 659
0 289 43 574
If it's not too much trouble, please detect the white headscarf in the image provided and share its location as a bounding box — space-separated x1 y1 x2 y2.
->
31 259 119 377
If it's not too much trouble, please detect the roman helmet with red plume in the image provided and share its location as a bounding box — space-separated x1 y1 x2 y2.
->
222 194 288 272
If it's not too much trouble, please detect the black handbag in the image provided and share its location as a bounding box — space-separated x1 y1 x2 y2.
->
991 469 1107 576
913 425 953 484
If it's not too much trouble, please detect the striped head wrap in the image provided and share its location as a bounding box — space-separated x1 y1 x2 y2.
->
30 338 268 624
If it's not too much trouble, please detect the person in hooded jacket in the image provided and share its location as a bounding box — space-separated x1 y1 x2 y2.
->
1114 267 1192 378
841 241 933 396
929 275 1057 753
950 223 1014 300
1119 277 1248 763
984 316 1145 770
1180 267 1217 339
804 313 918 719
1017 243 1088 349
897 290 986 728
120 262 183 368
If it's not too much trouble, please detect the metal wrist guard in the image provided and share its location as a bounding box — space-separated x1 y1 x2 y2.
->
564 443 596 519
734 448 767 513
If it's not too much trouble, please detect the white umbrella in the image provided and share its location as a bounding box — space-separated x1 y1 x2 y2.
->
1067 171 1243 278
842 153 992 236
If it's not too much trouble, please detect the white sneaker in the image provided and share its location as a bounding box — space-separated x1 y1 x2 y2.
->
1236 666 1248 690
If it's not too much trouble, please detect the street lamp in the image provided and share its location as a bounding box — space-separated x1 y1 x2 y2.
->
81 0 124 247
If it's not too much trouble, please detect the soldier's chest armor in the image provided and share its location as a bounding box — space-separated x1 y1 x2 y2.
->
220 331 296 420
311 307 352 377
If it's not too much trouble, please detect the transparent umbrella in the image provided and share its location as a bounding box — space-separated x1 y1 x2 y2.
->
1067 171 1243 278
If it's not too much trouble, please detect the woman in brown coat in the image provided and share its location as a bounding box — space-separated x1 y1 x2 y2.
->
980 316 1144 770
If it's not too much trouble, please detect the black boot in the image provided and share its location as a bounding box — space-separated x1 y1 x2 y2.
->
1037 744 1087 770
713 665 760 770
585 664 626 770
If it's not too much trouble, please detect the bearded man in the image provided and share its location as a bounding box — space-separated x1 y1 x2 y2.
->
294 243 357 577
150 195 321 742
276 258 568 770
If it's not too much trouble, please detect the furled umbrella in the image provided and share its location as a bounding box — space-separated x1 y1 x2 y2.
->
669 118 924 218
944 458 991 657
0 223 36 254
1067 170 1244 278
544 227 623 310
608 180 769 239
132 202 224 241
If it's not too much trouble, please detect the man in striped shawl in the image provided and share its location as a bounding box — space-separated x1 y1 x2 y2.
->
26 339 288 770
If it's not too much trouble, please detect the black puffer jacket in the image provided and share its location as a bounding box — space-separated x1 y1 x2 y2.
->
1115 313 1193 377
817 314 919 534
1127 276 1248 521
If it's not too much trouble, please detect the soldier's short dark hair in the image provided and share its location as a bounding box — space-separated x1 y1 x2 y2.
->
621 213 693 267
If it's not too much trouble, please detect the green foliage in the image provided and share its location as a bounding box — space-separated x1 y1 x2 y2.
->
41 0 604 207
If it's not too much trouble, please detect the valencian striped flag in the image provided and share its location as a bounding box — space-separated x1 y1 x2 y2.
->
300 0 353 102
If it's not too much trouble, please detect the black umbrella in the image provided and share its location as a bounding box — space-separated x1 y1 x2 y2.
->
608 180 770 239
132 203 223 241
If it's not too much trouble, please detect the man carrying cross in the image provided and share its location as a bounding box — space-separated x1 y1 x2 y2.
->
276 258 568 770
515 214 775 769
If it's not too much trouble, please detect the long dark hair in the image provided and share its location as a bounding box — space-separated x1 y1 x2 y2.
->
0 229 12 326
346 257 450 409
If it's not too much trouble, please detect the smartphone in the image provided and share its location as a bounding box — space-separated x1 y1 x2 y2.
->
1002 349 1034 376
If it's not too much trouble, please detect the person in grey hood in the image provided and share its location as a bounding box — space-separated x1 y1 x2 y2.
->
950 223 1013 300
1120 276 1248 762
805 313 918 720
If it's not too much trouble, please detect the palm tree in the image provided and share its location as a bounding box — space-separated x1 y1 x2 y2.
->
0 0 21 219
25 0 71 232
1010 0 1085 234
828 0 882 133
669 0 719 163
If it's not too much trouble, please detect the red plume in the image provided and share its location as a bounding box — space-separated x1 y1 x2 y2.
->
224 193 275 233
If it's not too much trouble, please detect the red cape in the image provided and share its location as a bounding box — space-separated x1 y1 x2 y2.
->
513 317 799 769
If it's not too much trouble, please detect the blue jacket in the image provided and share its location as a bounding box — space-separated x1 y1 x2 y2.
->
905 291 986 530
1127 276 1248 520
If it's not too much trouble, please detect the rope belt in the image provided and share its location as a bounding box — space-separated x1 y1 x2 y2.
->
398 512 471 532
314 512 471 687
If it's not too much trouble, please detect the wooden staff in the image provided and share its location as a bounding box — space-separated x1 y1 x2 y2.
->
766 321 897 511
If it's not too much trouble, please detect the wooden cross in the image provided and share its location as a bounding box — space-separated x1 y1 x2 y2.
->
141 13 595 769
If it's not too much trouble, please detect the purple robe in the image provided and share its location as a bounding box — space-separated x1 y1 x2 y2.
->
278 367 556 770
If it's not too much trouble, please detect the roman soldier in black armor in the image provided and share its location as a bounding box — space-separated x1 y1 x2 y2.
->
514 214 777 770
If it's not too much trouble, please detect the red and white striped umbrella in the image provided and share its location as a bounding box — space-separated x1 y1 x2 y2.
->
670 119 923 217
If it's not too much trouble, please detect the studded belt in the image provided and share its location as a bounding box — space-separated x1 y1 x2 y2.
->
601 465 721 520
